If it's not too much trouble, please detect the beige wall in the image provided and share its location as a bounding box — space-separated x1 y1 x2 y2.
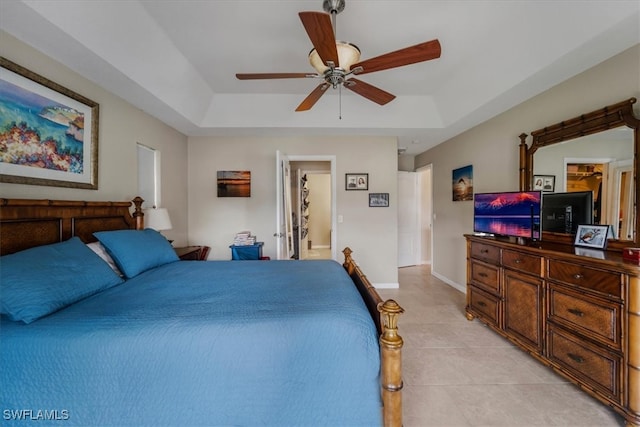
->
187 135 399 286
415 44 640 290
0 32 190 246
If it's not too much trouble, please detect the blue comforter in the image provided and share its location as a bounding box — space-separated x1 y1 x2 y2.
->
0 260 381 426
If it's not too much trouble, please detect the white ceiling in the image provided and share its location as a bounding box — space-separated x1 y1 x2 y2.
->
1 0 639 155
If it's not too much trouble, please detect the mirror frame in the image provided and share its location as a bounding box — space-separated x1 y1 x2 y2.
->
519 97 639 250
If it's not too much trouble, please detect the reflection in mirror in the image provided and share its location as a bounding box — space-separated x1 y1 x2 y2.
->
533 128 634 240
519 98 639 250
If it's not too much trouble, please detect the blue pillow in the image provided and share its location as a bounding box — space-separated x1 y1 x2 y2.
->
94 229 178 279
0 237 124 324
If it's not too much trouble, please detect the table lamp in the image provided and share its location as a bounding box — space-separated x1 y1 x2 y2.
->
143 207 173 242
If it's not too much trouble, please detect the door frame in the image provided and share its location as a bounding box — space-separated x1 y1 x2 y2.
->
286 155 337 260
416 164 433 266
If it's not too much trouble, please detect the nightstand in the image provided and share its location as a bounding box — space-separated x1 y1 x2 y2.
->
229 242 264 260
174 246 210 261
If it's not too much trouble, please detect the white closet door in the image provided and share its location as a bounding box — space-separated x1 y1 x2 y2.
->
398 171 419 267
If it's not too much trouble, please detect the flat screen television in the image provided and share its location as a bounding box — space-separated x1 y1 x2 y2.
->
473 191 542 240
541 191 594 234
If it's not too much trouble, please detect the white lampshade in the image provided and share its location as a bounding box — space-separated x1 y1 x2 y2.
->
309 41 361 74
143 207 173 231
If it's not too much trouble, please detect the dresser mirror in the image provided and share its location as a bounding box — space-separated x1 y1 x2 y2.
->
519 98 639 250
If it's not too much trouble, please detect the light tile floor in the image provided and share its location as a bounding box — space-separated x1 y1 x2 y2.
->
377 264 626 427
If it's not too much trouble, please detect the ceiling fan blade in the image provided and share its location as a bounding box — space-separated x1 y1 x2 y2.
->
299 11 339 67
344 78 395 105
351 39 441 75
296 83 330 111
236 73 311 80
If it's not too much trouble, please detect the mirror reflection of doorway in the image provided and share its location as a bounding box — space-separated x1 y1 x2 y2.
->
566 162 605 223
565 158 634 240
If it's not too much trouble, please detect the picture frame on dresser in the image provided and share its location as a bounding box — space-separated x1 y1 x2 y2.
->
0 57 99 189
574 224 609 249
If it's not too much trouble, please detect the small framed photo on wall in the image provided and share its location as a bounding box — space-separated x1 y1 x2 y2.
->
346 173 368 190
369 193 389 207
533 175 555 192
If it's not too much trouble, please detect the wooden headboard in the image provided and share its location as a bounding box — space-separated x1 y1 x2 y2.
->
0 197 144 256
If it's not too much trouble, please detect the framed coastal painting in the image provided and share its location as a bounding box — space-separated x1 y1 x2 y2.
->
0 57 99 189
217 170 251 197
452 165 473 201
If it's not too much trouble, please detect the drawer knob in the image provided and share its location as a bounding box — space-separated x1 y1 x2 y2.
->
515 259 522 264
567 353 585 364
573 273 584 280
478 273 488 278
477 301 487 307
567 308 584 317
480 249 489 254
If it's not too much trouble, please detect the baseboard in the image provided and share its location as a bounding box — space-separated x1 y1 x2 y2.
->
373 282 400 289
311 245 330 249
431 271 466 293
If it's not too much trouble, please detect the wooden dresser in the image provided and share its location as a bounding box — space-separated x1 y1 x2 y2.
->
465 234 640 426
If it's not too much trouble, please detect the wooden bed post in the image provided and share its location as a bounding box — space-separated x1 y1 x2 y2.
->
379 300 404 427
341 247 405 427
132 196 144 230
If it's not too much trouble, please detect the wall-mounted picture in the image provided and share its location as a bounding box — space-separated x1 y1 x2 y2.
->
346 173 368 190
369 193 389 207
574 224 609 249
452 165 473 201
0 57 99 189
533 174 555 192
217 170 251 197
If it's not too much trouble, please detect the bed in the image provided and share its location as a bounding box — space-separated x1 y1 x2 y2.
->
0 197 404 426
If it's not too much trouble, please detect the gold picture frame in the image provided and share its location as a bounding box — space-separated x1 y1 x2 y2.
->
0 57 99 189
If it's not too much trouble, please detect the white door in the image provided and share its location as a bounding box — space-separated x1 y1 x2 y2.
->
398 171 420 267
275 151 293 259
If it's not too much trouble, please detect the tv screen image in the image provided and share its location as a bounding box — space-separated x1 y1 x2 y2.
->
541 191 594 234
474 191 542 239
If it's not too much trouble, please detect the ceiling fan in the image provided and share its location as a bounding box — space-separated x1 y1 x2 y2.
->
235 0 441 113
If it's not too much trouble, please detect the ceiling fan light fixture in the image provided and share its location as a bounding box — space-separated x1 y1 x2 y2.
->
308 41 361 74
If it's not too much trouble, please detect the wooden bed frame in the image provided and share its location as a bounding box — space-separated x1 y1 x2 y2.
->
0 196 404 427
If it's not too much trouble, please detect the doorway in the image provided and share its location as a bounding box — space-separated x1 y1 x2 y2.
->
276 153 337 260
300 171 332 260
397 164 432 267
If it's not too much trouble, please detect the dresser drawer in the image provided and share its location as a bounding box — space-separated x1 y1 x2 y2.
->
548 284 621 349
470 260 500 294
548 259 622 298
503 249 542 276
547 326 621 401
468 285 501 328
470 242 500 264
